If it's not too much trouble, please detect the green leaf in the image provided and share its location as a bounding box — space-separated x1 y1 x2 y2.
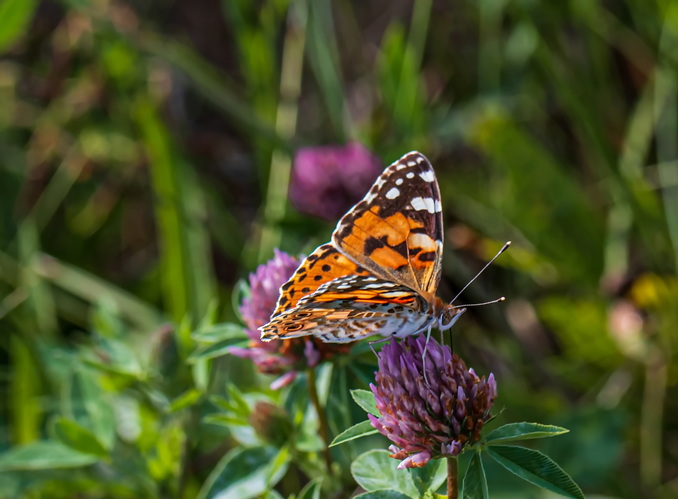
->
203 413 247 427
267 445 291 487
329 420 378 447
351 389 379 416
488 445 585 499
191 323 246 343
169 389 203 412
0 441 99 470
354 491 412 499
226 383 251 416
410 459 446 495
296 478 323 499
196 445 287 499
0 0 37 53
188 339 247 363
52 418 108 457
351 450 419 498
461 452 488 499
485 423 569 444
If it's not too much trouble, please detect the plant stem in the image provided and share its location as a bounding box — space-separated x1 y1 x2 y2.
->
307 368 333 474
447 456 458 499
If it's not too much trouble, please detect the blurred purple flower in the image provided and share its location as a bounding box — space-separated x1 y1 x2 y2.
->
289 142 383 220
230 249 350 389
368 336 497 469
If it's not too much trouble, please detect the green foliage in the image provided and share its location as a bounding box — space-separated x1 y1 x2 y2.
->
351 450 446 499
343 386 582 498
1 0 677 497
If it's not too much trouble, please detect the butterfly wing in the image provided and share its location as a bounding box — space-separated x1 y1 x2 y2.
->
270 243 372 318
332 151 443 300
260 275 435 342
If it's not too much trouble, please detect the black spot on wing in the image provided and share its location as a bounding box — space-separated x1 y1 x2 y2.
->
364 235 409 260
418 251 437 262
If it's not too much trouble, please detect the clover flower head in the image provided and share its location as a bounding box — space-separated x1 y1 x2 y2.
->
368 336 497 469
229 249 350 389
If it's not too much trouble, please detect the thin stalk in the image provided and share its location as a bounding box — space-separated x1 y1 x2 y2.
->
307 368 333 474
447 456 458 498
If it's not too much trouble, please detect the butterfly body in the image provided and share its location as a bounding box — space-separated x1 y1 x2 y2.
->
260 152 463 343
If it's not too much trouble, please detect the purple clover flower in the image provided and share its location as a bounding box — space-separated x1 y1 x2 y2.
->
368 336 497 469
229 249 350 389
289 142 383 220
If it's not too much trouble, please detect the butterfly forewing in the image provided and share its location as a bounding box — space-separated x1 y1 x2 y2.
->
270 243 372 318
260 275 435 342
332 152 443 299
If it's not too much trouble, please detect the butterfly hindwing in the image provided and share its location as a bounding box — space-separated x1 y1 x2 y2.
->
260 275 435 342
332 152 443 299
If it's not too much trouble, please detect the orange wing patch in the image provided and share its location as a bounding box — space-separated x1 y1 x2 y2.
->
334 206 441 297
271 243 371 318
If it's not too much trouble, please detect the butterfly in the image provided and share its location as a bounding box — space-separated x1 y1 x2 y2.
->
259 151 465 344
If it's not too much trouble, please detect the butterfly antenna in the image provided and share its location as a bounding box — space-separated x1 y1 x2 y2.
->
450 241 511 304
452 296 505 310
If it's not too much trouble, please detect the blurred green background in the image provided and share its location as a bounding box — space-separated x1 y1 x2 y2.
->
1 0 677 497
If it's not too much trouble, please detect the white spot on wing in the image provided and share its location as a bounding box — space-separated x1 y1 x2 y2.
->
406 172 415 179
419 170 435 183
395 178 403 185
386 187 400 199
364 283 391 289
410 196 436 213
407 160 417 167
434 199 442 212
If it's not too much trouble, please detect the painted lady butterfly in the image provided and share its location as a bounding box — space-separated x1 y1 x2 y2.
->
260 151 467 343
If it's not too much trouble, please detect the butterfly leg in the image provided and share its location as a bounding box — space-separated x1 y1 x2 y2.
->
368 336 392 356
422 325 432 385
